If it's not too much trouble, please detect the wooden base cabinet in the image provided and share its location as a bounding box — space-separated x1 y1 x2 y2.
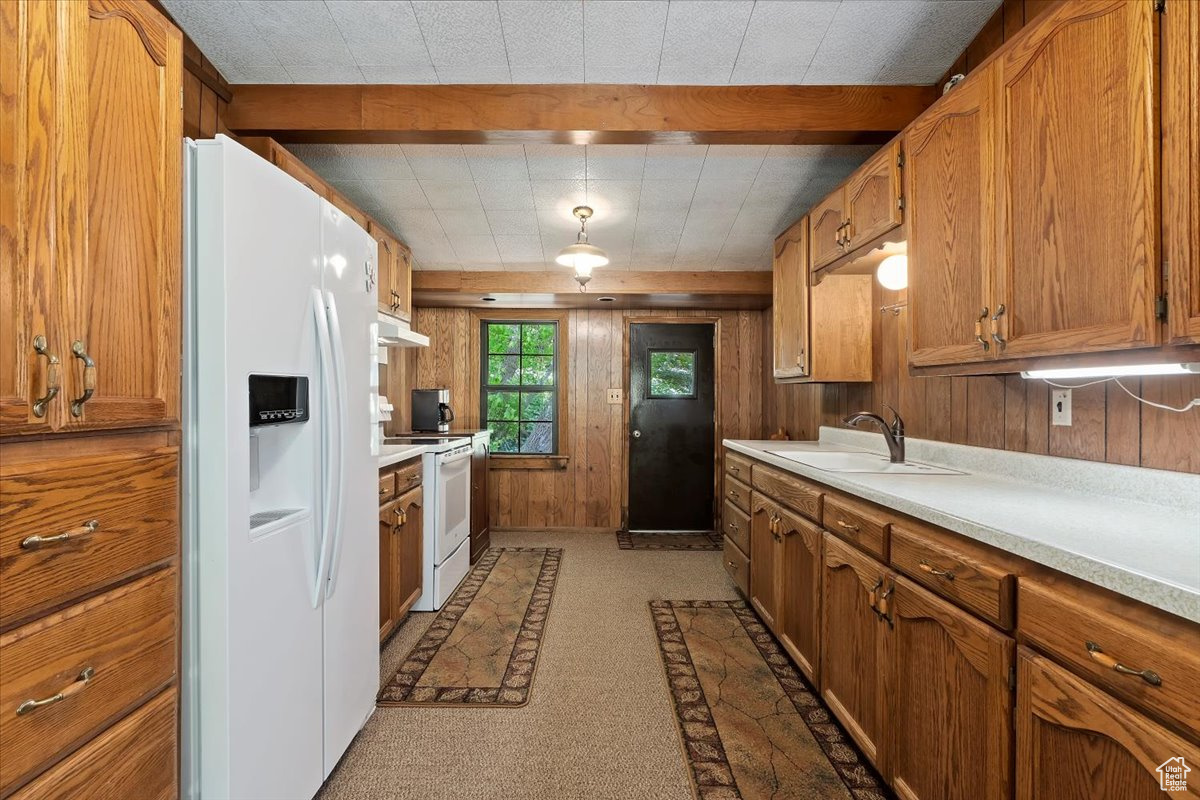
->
748 494 779 631
884 574 1014 800
1016 647 1200 799
379 487 422 642
469 435 490 563
819 533 888 766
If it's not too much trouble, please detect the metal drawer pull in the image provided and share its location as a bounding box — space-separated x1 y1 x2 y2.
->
878 583 895 626
727 521 739 532
1085 642 1162 686
918 561 956 581
69 341 96 416
990 304 1007 349
974 308 991 351
836 519 860 533
32 336 61 418
868 578 884 612
729 466 740 475
17 667 95 716
21 519 100 550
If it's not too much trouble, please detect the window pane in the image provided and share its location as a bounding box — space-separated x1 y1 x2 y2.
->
490 421 519 453
488 324 520 354
521 355 554 386
520 391 554 421
487 354 520 385
649 351 696 396
521 323 555 355
519 422 553 454
486 390 519 421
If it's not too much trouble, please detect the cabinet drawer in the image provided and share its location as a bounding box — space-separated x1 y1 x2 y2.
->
722 500 750 555
10 688 176 800
723 475 751 515
0 449 178 627
822 492 889 560
394 459 422 494
751 463 823 522
890 521 1015 629
724 451 753 483
1019 577 1200 739
722 536 749 595
378 471 397 504
0 568 177 793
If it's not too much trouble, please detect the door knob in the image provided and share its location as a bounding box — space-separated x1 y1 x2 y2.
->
632 430 641 438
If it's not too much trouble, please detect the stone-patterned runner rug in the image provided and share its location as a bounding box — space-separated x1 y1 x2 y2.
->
617 530 723 551
650 600 888 800
378 547 561 707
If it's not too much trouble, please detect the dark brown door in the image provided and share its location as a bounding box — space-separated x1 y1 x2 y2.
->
627 323 715 532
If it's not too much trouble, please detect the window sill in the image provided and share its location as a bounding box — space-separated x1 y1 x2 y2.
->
488 455 570 471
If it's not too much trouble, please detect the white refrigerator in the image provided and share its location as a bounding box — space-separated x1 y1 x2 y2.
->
182 135 379 800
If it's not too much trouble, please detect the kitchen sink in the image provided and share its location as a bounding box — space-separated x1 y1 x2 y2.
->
766 450 964 475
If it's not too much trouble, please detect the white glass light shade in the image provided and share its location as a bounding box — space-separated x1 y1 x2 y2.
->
555 242 608 271
876 254 908 290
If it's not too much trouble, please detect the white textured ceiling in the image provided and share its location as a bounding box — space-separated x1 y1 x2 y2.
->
162 0 1000 86
288 143 877 271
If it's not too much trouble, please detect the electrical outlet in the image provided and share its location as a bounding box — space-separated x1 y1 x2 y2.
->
1052 389 1072 426
606 388 622 404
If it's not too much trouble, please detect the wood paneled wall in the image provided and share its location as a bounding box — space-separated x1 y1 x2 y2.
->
179 30 231 139
938 0 1051 87
762 284 1200 474
391 307 765 529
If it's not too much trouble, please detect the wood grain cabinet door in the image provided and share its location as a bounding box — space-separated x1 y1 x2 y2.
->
809 188 847 271
845 140 902 251
1164 0 1200 344
775 507 821 685
772 218 809 380
819 532 887 767
394 487 423 618
1016 647 1200 800
393 242 413 322
994 0 1159 359
379 498 399 639
905 65 997 367
370 222 396 317
0 0 61 435
748 494 779 631
883 575 1014 800
57 0 182 431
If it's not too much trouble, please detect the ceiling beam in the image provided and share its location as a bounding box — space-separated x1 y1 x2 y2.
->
413 270 772 296
223 84 938 146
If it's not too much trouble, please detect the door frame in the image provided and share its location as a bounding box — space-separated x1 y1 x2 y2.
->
621 316 721 532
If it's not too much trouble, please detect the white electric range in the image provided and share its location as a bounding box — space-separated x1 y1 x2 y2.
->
384 435 473 609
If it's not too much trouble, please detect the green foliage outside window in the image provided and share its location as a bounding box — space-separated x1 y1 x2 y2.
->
482 322 558 454
649 351 696 397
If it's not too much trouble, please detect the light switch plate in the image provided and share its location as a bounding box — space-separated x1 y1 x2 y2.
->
606 388 622 404
1052 389 1072 426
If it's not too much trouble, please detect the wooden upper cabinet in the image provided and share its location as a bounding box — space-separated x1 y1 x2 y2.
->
994 0 1159 359
844 140 902 251
0 0 58 435
57 0 182 431
1016 647 1200 800
393 240 413 322
772 218 809 380
884 575 1014 800
820 532 887 767
370 221 412 322
1164 0 1200 343
809 188 847 271
905 64 997 367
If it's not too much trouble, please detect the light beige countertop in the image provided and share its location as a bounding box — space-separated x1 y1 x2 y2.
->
377 444 426 469
725 427 1200 623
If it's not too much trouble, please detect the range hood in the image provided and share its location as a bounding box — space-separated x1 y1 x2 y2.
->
376 313 429 348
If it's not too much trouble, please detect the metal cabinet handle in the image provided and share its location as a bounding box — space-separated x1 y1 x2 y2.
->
727 521 739 532
21 520 100 550
974 307 991 351
868 578 884 611
990 304 1007 349
878 583 895 626
836 519 860 533
17 667 95 716
918 561 956 581
32 336 60 418
70 341 96 417
842 219 852 246
1085 642 1162 686
728 466 740 475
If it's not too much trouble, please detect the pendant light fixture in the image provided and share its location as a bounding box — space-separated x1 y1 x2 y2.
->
555 206 608 290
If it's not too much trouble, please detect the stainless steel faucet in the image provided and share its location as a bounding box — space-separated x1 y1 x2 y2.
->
843 405 906 463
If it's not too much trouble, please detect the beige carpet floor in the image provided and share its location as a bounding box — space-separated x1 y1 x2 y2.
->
318 530 738 800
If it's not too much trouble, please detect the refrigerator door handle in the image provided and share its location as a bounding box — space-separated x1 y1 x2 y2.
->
322 290 349 598
312 287 338 609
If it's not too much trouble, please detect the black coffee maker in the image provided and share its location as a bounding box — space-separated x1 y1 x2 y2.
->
411 388 453 433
